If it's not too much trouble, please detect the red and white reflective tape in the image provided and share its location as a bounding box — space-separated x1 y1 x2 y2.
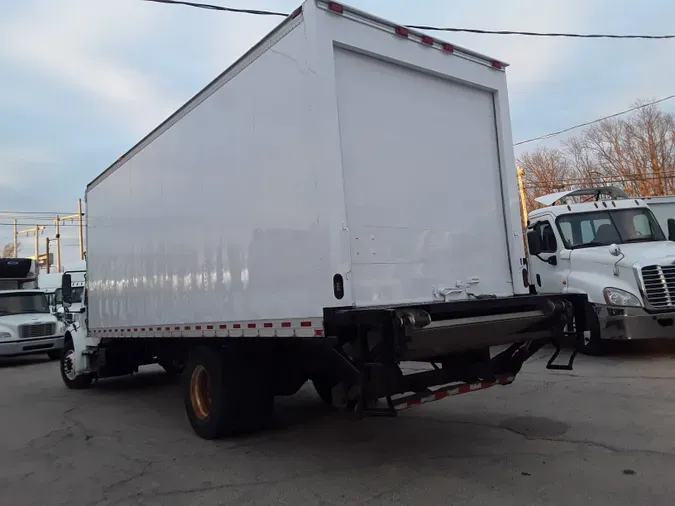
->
90 318 324 339
394 375 515 411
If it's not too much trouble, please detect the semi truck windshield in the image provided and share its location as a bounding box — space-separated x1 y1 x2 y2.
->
556 208 665 249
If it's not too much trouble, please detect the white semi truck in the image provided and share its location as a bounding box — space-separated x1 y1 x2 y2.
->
526 187 675 355
59 0 588 440
0 258 63 359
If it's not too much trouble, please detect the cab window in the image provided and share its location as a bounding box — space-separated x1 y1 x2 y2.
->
538 221 558 253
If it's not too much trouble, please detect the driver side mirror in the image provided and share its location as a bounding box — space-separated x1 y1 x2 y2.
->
61 273 73 307
527 229 541 256
668 218 675 242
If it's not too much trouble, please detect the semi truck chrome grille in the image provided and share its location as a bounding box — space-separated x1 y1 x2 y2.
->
641 265 675 309
18 323 55 338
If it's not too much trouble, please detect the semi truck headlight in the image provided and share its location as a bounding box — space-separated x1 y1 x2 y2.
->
603 288 641 307
0 332 11 339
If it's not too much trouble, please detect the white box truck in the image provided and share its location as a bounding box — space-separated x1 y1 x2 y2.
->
641 195 675 238
0 258 63 359
59 0 587 439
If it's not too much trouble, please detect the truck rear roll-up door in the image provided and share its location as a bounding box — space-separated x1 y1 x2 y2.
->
333 47 513 306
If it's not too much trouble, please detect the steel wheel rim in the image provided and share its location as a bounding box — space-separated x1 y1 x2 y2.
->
190 365 212 420
63 350 78 380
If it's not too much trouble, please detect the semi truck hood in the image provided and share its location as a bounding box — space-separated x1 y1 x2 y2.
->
0 313 56 326
571 241 675 268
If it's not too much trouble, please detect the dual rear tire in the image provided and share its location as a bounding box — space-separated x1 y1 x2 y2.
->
183 346 274 440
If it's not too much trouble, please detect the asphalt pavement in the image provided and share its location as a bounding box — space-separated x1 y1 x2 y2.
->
1 342 675 505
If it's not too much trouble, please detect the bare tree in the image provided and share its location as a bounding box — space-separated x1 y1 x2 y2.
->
517 146 569 211
1 242 20 258
519 98 675 209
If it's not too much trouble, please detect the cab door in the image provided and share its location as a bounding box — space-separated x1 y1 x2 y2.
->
527 217 569 294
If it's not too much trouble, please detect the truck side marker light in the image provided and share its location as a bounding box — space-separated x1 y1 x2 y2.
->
327 2 344 14
395 26 409 38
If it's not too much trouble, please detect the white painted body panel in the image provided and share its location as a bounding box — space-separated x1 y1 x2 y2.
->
86 1 524 332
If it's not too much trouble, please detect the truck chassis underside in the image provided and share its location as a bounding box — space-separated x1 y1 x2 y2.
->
70 293 587 438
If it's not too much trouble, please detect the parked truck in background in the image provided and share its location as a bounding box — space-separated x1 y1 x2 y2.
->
59 0 587 440
641 195 675 239
526 187 675 355
0 258 63 360
39 270 86 323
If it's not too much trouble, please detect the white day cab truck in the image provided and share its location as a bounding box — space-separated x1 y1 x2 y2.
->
0 258 63 360
59 0 588 440
526 186 675 356
39 270 86 324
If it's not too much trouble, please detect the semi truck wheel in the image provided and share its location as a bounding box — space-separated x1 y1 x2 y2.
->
183 346 274 440
577 303 607 356
60 338 94 389
312 379 335 406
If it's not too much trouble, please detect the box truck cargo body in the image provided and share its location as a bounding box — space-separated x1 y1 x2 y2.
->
61 0 587 439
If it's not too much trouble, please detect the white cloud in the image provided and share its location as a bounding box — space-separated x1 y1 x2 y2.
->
0 0 177 134
432 0 608 91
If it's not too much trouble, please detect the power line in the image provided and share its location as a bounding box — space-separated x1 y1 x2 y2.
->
0 210 81 216
0 223 85 228
141 0 286 16
141 0 675 39
514 94 675 146
407 26 675 39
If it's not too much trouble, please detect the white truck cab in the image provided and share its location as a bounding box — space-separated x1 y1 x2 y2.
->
38 271 85 324
0 258 64 360
526 186 675 355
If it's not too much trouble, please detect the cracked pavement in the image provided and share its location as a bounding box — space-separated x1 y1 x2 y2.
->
2 343 675 505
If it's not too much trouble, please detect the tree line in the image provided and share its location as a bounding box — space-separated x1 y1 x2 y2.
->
518 99 675 212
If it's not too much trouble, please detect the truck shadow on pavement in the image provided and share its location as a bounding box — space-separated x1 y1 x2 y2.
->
0 355 54 368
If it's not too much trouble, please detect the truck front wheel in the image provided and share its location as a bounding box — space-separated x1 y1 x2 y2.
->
60 338 94 389
183 346 273 440
577 304 608 356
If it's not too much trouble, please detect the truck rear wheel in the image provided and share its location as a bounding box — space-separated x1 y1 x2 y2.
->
183 346 273 440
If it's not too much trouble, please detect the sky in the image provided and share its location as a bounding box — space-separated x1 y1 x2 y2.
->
0 0 674 266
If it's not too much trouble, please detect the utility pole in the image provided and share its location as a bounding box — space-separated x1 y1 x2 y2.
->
54 204 84 272
45 237 51 274
78 198 84 261
17 225 45 266
54 217 60 273
13 219 17 257
516 166 528 230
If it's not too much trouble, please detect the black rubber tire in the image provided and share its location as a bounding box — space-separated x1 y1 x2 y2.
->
312 379 335 406
182 346 274 440
60 338 94 389
47 349 62 361
577 303 608 356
